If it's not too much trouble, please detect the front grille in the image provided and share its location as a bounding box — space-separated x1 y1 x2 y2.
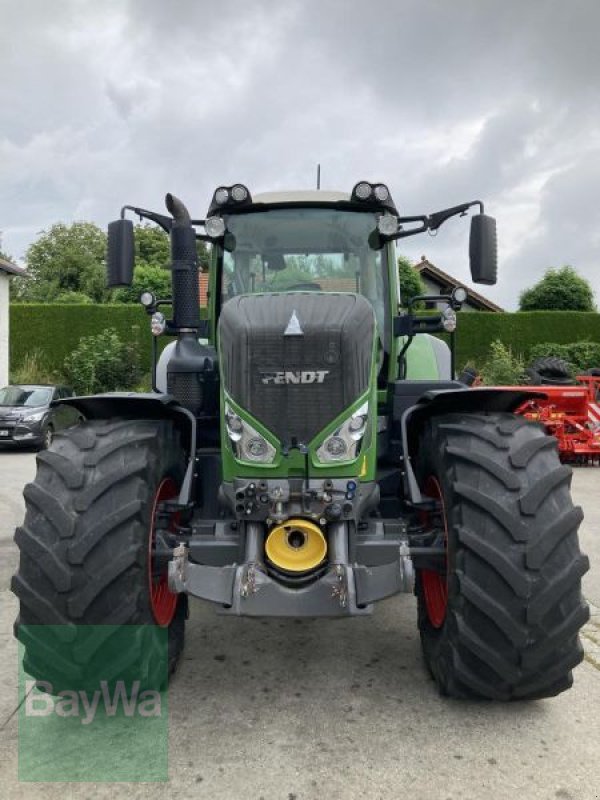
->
219 292 374 445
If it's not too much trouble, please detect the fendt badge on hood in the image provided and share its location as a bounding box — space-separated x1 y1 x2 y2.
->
284 309 304 336
260 370 330 385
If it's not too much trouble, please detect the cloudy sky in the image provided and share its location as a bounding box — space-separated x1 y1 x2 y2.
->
1 0 599 308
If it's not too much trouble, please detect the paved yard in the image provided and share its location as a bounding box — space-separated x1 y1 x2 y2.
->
0 450 599 799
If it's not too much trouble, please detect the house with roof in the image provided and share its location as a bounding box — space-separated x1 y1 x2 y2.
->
414 256 504 312
1 257 27 387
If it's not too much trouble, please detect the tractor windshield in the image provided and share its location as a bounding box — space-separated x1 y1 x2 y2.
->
220 208 387 341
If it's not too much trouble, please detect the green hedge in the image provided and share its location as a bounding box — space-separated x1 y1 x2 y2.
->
9 305 600 377
10 305 158 376
452 311 600 367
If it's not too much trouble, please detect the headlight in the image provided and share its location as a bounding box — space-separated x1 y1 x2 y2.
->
373 184 390 202
315 401 369 463
377 213 399 236
452 286 468 305
205 216 226 238
231 184 248 202
20 410 45 423
441 307 457 333
214 187 229 205
225 402 276 464
354 182 372 200
140 291 156 308
151 311 166 336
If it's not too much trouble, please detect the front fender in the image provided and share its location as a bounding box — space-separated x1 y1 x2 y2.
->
54 392 197 505
401 387 546 505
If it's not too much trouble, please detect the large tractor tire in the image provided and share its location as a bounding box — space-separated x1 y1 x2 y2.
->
415 412 589 700
525 356 574 386
12 419 187 692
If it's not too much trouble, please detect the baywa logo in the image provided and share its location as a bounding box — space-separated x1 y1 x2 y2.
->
25 679 162 726
261 370 330 385
18 625 169 782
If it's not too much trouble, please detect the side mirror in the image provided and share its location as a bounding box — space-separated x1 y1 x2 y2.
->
469 213 497 285
107 219 135 287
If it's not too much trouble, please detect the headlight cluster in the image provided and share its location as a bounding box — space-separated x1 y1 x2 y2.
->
352 181 391 202
217 184 247 204
315 402 369 463
212 184 251 207
20 410 45 423
225 403 276 464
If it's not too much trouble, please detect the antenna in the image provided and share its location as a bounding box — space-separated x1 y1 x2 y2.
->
316 163 321 190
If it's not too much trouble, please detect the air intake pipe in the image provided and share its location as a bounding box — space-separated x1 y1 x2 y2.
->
165 193 218 418
166 193 201 332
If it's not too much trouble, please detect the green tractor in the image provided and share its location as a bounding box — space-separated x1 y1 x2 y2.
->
13 182 589 699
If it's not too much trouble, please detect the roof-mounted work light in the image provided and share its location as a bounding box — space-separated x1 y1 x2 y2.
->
350 181 398 214
207 184 252 216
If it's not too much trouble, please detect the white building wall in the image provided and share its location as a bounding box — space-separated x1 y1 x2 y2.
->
0 274 9 386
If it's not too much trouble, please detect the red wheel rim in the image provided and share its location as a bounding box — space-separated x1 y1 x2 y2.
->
148 477 179 626
421 476 448 629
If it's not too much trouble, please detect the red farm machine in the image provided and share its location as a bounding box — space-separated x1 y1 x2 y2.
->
515 375 600 464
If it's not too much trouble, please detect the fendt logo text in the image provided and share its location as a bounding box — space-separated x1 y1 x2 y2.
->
260 370 330 385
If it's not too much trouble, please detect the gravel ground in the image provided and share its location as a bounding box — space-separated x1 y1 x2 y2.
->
0 450 599 800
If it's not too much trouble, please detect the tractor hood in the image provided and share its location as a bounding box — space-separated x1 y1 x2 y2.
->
218 292 375 447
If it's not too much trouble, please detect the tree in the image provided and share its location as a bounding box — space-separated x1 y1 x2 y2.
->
63 328 142 394
480 340 524 385
112 264 173 304
16 222 107 303
519 266 595 312
111 224 210 303
10 219 210 304
132 223 210 271
134 224 170 269
55 291 94 304
397 255 425 307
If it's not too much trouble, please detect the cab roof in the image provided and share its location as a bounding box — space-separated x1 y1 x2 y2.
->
251 190 350 205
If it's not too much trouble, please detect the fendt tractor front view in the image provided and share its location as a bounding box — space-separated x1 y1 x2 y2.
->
13 181 589 700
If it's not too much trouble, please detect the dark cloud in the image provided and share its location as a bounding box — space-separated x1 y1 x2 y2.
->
1 0 598 308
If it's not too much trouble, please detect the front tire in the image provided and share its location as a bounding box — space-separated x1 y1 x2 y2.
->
415 412 589 700
12 418 187 692
40 423 53 450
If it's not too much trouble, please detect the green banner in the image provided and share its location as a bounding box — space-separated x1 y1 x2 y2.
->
18 625 169 782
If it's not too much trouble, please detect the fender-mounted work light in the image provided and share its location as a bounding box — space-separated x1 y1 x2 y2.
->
451 286 468 309
140 291 157 308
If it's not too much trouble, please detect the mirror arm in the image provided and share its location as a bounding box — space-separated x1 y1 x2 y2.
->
384 201 484 241
427 200 483 232
120 207 214 243
390 215 428 240
121 205 173 233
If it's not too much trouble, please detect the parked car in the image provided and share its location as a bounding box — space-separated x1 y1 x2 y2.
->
0 385 82 449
